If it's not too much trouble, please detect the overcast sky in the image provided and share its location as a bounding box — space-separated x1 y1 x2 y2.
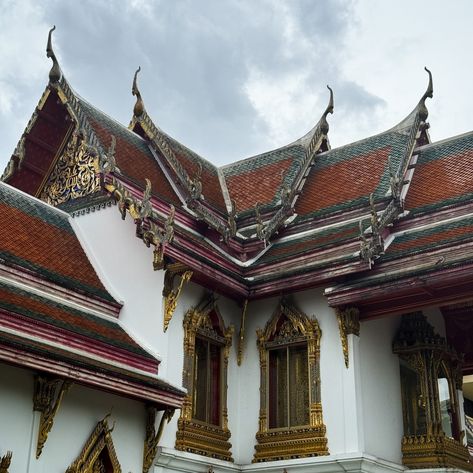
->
1 0 472 171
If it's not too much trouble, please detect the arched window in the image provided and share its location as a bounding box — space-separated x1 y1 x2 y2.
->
254 298 328 462
175 294 233 461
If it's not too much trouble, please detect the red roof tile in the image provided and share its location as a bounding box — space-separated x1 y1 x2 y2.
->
406 150 473 213
296 147 391 216
226 157 293 212
0 183 113 302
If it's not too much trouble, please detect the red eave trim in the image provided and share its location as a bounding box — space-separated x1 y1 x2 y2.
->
0 343 183 408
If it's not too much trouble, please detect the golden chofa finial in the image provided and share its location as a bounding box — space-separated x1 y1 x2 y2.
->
132 66 145 117
320 85 334 135
418 67 433 122
46 26 61 84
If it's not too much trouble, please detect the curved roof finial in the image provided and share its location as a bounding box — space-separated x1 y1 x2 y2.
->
46 26 61 84
320 85 334 135
132 66 145 117
418 67 433 121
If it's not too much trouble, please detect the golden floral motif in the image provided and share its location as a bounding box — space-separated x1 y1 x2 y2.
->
40 131 100 206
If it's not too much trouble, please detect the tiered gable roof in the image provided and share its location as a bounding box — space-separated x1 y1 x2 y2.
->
0 182 114 302
77 98 181 207
0 181 184 406
404 131 473 216
3 30 471 307
325 131 473 318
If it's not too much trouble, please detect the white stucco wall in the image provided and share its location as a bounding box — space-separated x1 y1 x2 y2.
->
0 363 34 473
0 363 145 473
72 207 420 469
359 316 403 464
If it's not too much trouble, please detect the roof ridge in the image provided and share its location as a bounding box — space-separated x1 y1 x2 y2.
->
415 129 473 152
76 94 150 145
0 181 70 219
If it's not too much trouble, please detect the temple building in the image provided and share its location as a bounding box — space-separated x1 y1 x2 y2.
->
1 27 472 473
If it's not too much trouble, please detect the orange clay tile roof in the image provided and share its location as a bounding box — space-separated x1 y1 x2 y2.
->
0 182 114 302
222 143 306 214
405 132 473 215
258 221 360 265
78 99 181 207
294 115 419 220
0 282 145 357
384 216 473 261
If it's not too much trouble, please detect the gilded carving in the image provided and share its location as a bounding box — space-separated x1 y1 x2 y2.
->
0 452 12 473
100 135 121 174
66 415 121 473
162 264 193 332
393 312 470 471
33 375 71 458
142 406 175 473
336 306 360 368
237 299 248 366
176 294 234 461
39 131 100 206
106 177 175 270
254 298 328 462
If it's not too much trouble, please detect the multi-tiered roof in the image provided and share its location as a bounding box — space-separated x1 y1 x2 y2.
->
2 28 473 373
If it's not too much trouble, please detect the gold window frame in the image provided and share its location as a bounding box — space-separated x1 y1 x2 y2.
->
253 298 328 462
175 294 234 461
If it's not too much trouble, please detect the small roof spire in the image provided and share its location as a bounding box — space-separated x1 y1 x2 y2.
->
417 67 433 122
46 26 61 84
132 66 145 117
320 85 334 135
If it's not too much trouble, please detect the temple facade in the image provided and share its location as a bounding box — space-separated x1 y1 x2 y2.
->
0 28 472 473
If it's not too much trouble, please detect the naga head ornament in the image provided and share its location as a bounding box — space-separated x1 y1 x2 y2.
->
46 26 61 84
132 66 145 117
418 67 433 122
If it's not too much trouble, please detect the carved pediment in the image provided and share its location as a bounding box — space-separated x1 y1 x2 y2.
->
39 131 100 206
66 415 121 473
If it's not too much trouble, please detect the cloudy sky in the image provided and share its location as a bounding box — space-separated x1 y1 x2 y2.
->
1 0 472 171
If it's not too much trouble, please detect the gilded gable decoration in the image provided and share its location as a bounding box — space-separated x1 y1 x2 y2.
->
33 374 71 458
176 294 234 461
39 130 100 206
66 415 121 473
254 298 328 462
0 452 12 473
142 406 175 473
393 312 471 471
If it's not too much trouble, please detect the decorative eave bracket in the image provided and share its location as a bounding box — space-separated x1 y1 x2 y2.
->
336 307 360 368
142 406 175 473
162 263 193 332
33 374 71 458
237 299 248 366
0 452 12 473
